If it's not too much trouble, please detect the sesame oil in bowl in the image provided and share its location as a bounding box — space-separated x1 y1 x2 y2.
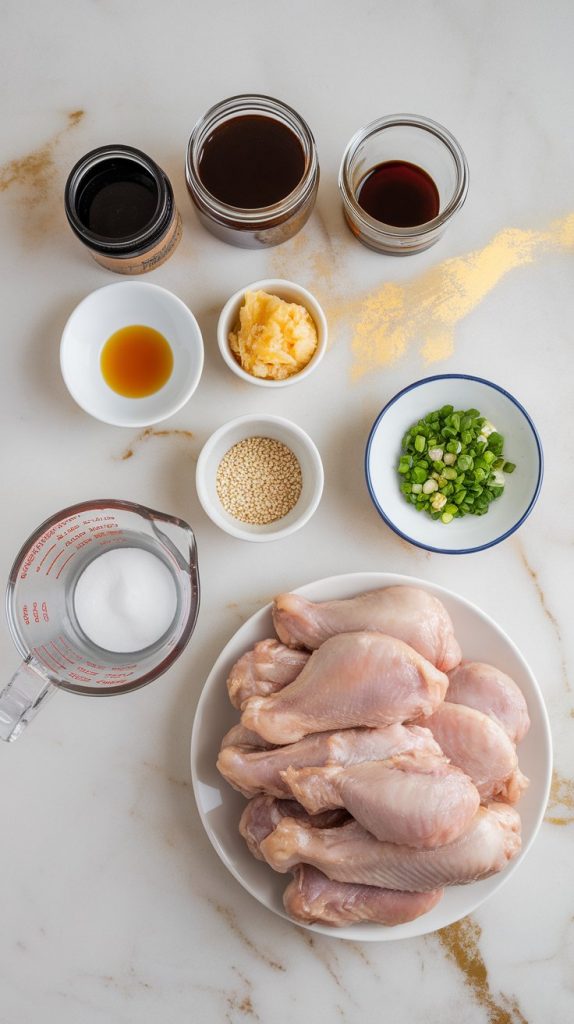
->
100 324 174 398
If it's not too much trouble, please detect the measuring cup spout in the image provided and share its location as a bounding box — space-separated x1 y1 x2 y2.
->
0 658 55 742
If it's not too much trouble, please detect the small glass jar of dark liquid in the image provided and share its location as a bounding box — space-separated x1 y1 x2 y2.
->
185 94 319 249
339 114 469 255
65 145 182 274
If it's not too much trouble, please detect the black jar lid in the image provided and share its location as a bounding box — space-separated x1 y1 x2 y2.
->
64 145 174 256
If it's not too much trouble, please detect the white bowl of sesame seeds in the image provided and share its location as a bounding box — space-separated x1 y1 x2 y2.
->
195 414 324 542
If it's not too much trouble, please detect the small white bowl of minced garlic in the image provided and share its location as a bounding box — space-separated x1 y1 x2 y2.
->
217 278 327 386
195 414 324 541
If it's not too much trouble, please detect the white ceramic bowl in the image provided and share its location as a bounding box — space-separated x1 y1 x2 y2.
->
195 414 324 542
190 571 552 941
216 278 327 387
366 374 543 554
60 282 204 427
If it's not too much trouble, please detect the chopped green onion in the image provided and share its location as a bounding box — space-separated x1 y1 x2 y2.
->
396 403 517 525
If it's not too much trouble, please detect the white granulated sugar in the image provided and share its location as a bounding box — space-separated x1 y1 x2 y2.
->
73 547 178 653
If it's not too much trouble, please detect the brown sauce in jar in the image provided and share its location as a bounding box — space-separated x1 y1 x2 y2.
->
76 159 159 238
198 115 305 209
357 160 440 227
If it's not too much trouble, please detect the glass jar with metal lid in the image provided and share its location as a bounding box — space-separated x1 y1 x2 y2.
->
185 94 319 249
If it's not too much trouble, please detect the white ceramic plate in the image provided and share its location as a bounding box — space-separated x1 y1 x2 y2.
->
190 572 552 941
366 375 543 554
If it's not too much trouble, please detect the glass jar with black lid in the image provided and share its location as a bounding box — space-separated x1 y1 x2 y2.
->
64 145 182 274
185 95 319 249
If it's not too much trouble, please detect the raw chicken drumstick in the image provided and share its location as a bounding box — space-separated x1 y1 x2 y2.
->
227 640 310 709
260 803 521 891
282 751 480 848
241 632 448 745
240 797 442 928
220 722 272 751
447 661 530 744
420 703 528 804
218 723 442 799
239 795 347 860
284 865 443 928
272 586 461 672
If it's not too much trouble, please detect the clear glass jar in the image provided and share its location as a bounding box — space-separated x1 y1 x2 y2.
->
64 145 182 274
185 94 319 249
339 114 469 255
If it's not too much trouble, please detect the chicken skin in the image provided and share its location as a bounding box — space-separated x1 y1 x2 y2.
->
447 661 530 744
218 723 442 799
282 751 480 848
241 632 448 745
260 803 521 891
421 702 528 804
284 865 443 928
227 639 310 709
272 586 461 672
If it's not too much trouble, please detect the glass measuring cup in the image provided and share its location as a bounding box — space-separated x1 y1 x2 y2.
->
0 499 200 742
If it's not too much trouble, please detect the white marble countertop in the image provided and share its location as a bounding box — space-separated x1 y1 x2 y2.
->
1 1 573 1021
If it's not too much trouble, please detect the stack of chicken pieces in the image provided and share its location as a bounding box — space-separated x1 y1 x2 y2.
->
217 586 530 929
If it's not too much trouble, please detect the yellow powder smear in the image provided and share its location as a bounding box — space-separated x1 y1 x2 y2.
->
545 770 574 826
341 213 574 379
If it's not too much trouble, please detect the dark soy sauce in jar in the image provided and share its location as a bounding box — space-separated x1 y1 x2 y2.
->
198 115 306 209
77 159 159 238
357 160 440 228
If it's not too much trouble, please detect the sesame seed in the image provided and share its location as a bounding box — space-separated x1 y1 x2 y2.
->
216 436 303 525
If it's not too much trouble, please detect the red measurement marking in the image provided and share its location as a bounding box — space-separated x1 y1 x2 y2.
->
35 645 65 674
51 640 76 665
46 548 68 576
57 634 80 657
55 551 77 579
36 543 57 572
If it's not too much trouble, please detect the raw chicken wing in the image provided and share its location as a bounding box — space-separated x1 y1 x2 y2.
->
273 586 461 671
283 751 480 848
260 803 521 891
447 661 530 744
241 632 448 745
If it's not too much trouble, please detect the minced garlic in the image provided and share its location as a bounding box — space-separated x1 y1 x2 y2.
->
229 290 318 380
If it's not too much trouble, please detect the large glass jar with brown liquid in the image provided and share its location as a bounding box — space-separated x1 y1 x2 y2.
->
185 95 319 249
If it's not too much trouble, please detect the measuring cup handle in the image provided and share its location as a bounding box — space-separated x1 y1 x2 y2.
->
0 658 56 742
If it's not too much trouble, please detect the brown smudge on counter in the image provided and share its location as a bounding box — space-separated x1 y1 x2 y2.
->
545 770 574 826
226 995 258 1021
0 110 85 240
437 917 529 1023
209 901 285 973
338 213 574 379
116 427 194 461
514 537 570 691
226 969 260 1022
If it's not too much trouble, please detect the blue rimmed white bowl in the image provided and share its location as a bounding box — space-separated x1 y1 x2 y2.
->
365 374 543 554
